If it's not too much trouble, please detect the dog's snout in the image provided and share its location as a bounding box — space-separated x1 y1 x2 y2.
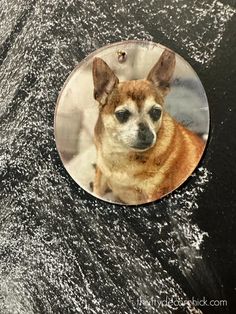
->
138 123 154 141
133 122 155 150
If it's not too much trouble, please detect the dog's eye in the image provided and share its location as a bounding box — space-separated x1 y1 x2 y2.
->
149 106 162 121
115 110 131 123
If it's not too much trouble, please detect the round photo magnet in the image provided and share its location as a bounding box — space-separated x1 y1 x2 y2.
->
54 40 209 205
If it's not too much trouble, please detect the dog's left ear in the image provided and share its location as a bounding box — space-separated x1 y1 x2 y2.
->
92 57 119 105
147 49 176 96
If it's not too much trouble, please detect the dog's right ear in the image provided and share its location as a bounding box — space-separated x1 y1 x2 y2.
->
92 57 119 105
147 49 176 96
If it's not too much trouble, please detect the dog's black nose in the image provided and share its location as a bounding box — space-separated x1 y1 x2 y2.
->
138 123 154 140
136 123 154 149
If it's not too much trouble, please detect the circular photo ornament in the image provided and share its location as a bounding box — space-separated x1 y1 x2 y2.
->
54 40 209 205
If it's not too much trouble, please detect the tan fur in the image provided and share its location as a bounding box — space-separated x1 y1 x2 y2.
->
92 50 205 205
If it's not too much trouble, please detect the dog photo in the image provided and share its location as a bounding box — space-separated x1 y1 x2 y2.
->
54 42 209 205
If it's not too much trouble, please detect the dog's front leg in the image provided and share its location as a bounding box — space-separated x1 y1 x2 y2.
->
93 166 109 196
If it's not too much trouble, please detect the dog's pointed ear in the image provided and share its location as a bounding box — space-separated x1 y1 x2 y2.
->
92 57 119 105
147 49 176 96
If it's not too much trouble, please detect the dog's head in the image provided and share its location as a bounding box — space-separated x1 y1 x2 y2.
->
92 49 176 151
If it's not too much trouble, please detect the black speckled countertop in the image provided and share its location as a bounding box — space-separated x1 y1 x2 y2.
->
0 1 236 313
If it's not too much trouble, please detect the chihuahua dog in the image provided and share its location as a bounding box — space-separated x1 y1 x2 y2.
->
92 49 204 204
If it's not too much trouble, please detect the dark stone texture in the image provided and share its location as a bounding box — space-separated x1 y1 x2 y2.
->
0 1 235 313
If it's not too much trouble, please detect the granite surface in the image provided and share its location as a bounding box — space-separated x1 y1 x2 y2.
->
0 0 236 313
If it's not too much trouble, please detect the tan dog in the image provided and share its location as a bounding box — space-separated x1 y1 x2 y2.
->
92 49 204 205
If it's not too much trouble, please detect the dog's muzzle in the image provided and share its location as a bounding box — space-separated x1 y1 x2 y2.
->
132 122 155 150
